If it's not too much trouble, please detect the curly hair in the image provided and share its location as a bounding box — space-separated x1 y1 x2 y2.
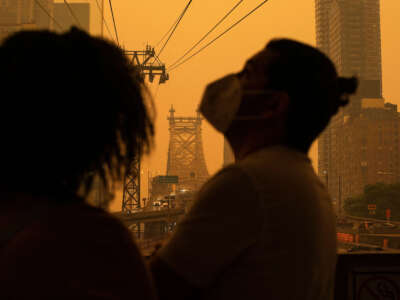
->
0 28 154 202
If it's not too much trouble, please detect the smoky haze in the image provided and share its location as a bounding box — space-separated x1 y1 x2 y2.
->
19 1 400 211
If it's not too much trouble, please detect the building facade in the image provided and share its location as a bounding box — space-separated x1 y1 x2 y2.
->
315 0 331 55
0 1 90 43
315 0 398 208
0 0 54 42
336 100 400 203
53 2 90 33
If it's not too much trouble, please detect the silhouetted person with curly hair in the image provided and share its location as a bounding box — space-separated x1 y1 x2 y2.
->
0 28 156 300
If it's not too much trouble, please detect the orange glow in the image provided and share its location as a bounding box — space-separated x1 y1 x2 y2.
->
66 0 400 211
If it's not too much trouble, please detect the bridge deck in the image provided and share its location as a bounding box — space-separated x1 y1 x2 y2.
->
114 207 185 223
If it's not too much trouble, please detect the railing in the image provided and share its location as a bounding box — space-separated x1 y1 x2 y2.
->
342 214 400 225
335 253 400 300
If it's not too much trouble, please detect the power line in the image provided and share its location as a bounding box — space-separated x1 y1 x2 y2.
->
108 0 120 45
34 0 64 31
63 0 83 28
169 0 243 70
94 0 114 40
157 0 193 58
169 0 269 72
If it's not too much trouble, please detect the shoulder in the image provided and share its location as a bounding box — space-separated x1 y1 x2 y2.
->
1 204 155 299
44 204 134 244
197 165 259 206
5 203 140 263
237 146 319 189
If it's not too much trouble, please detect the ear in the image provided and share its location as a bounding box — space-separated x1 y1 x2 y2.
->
260 91 290 119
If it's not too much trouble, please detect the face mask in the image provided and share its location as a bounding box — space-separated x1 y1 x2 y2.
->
199 74 277 133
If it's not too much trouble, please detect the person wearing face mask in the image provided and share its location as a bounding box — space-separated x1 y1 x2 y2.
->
150 38 358 300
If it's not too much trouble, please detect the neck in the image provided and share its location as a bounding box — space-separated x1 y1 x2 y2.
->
232 140 310 161
232 137 279 161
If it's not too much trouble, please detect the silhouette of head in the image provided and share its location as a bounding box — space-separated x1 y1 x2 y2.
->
226 38 357 155
0 28 154 201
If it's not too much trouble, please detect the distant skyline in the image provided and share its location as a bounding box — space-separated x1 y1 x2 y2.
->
55 1 400 211
316 0 385 204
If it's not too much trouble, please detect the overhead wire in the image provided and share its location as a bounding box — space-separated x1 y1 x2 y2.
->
34 0 64 31
108 0 120 45
63 0 83 28
168 0 244 70
94 0 114 40
155 16 180 48
157 0 193 58
168 0 270 72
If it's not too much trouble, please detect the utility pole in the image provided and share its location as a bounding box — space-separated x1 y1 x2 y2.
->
122 156 141 213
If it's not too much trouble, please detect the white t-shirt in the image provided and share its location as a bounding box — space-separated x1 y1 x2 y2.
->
160 145 337 300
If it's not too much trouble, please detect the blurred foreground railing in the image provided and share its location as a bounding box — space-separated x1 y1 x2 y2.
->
137 235 170 257
335 253 400 300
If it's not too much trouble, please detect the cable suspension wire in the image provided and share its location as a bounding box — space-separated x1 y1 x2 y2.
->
108 0 120 45
94 0 114 39
63 0 83 28
169 0 269 72
168 0 243 70
34 0 64 31
157 0 193 58
155 15 180 48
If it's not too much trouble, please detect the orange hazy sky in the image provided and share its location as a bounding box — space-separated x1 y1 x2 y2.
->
62 1 400 211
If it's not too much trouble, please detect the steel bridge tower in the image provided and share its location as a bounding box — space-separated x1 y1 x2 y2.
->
166 106 209 192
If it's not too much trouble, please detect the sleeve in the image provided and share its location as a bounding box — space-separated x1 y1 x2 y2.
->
158 166 263 288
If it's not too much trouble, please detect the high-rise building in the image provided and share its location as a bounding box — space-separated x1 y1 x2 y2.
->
0 0 54 42
0 1 90 43
316 0 332 188
315 0 331 55
316 0 393 208
327 0 382 101
336 99 400 203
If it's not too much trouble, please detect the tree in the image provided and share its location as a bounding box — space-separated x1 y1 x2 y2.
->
344 182 400 221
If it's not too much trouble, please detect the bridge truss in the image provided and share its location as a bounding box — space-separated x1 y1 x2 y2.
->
166 106 209 192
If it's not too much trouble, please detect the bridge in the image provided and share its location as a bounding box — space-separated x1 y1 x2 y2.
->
340 214 400 225
114 207 185 225
114 207 400 255
114 207 400 297
114 207 186 251
114 209 400 298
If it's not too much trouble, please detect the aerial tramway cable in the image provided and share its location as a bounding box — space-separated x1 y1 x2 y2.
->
168 0 244 70
155 16 180 48
168 0 270 72
157 0 193 58
108 0 120 45
34 0 64 31
94 0 114 40
63 0 83 28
